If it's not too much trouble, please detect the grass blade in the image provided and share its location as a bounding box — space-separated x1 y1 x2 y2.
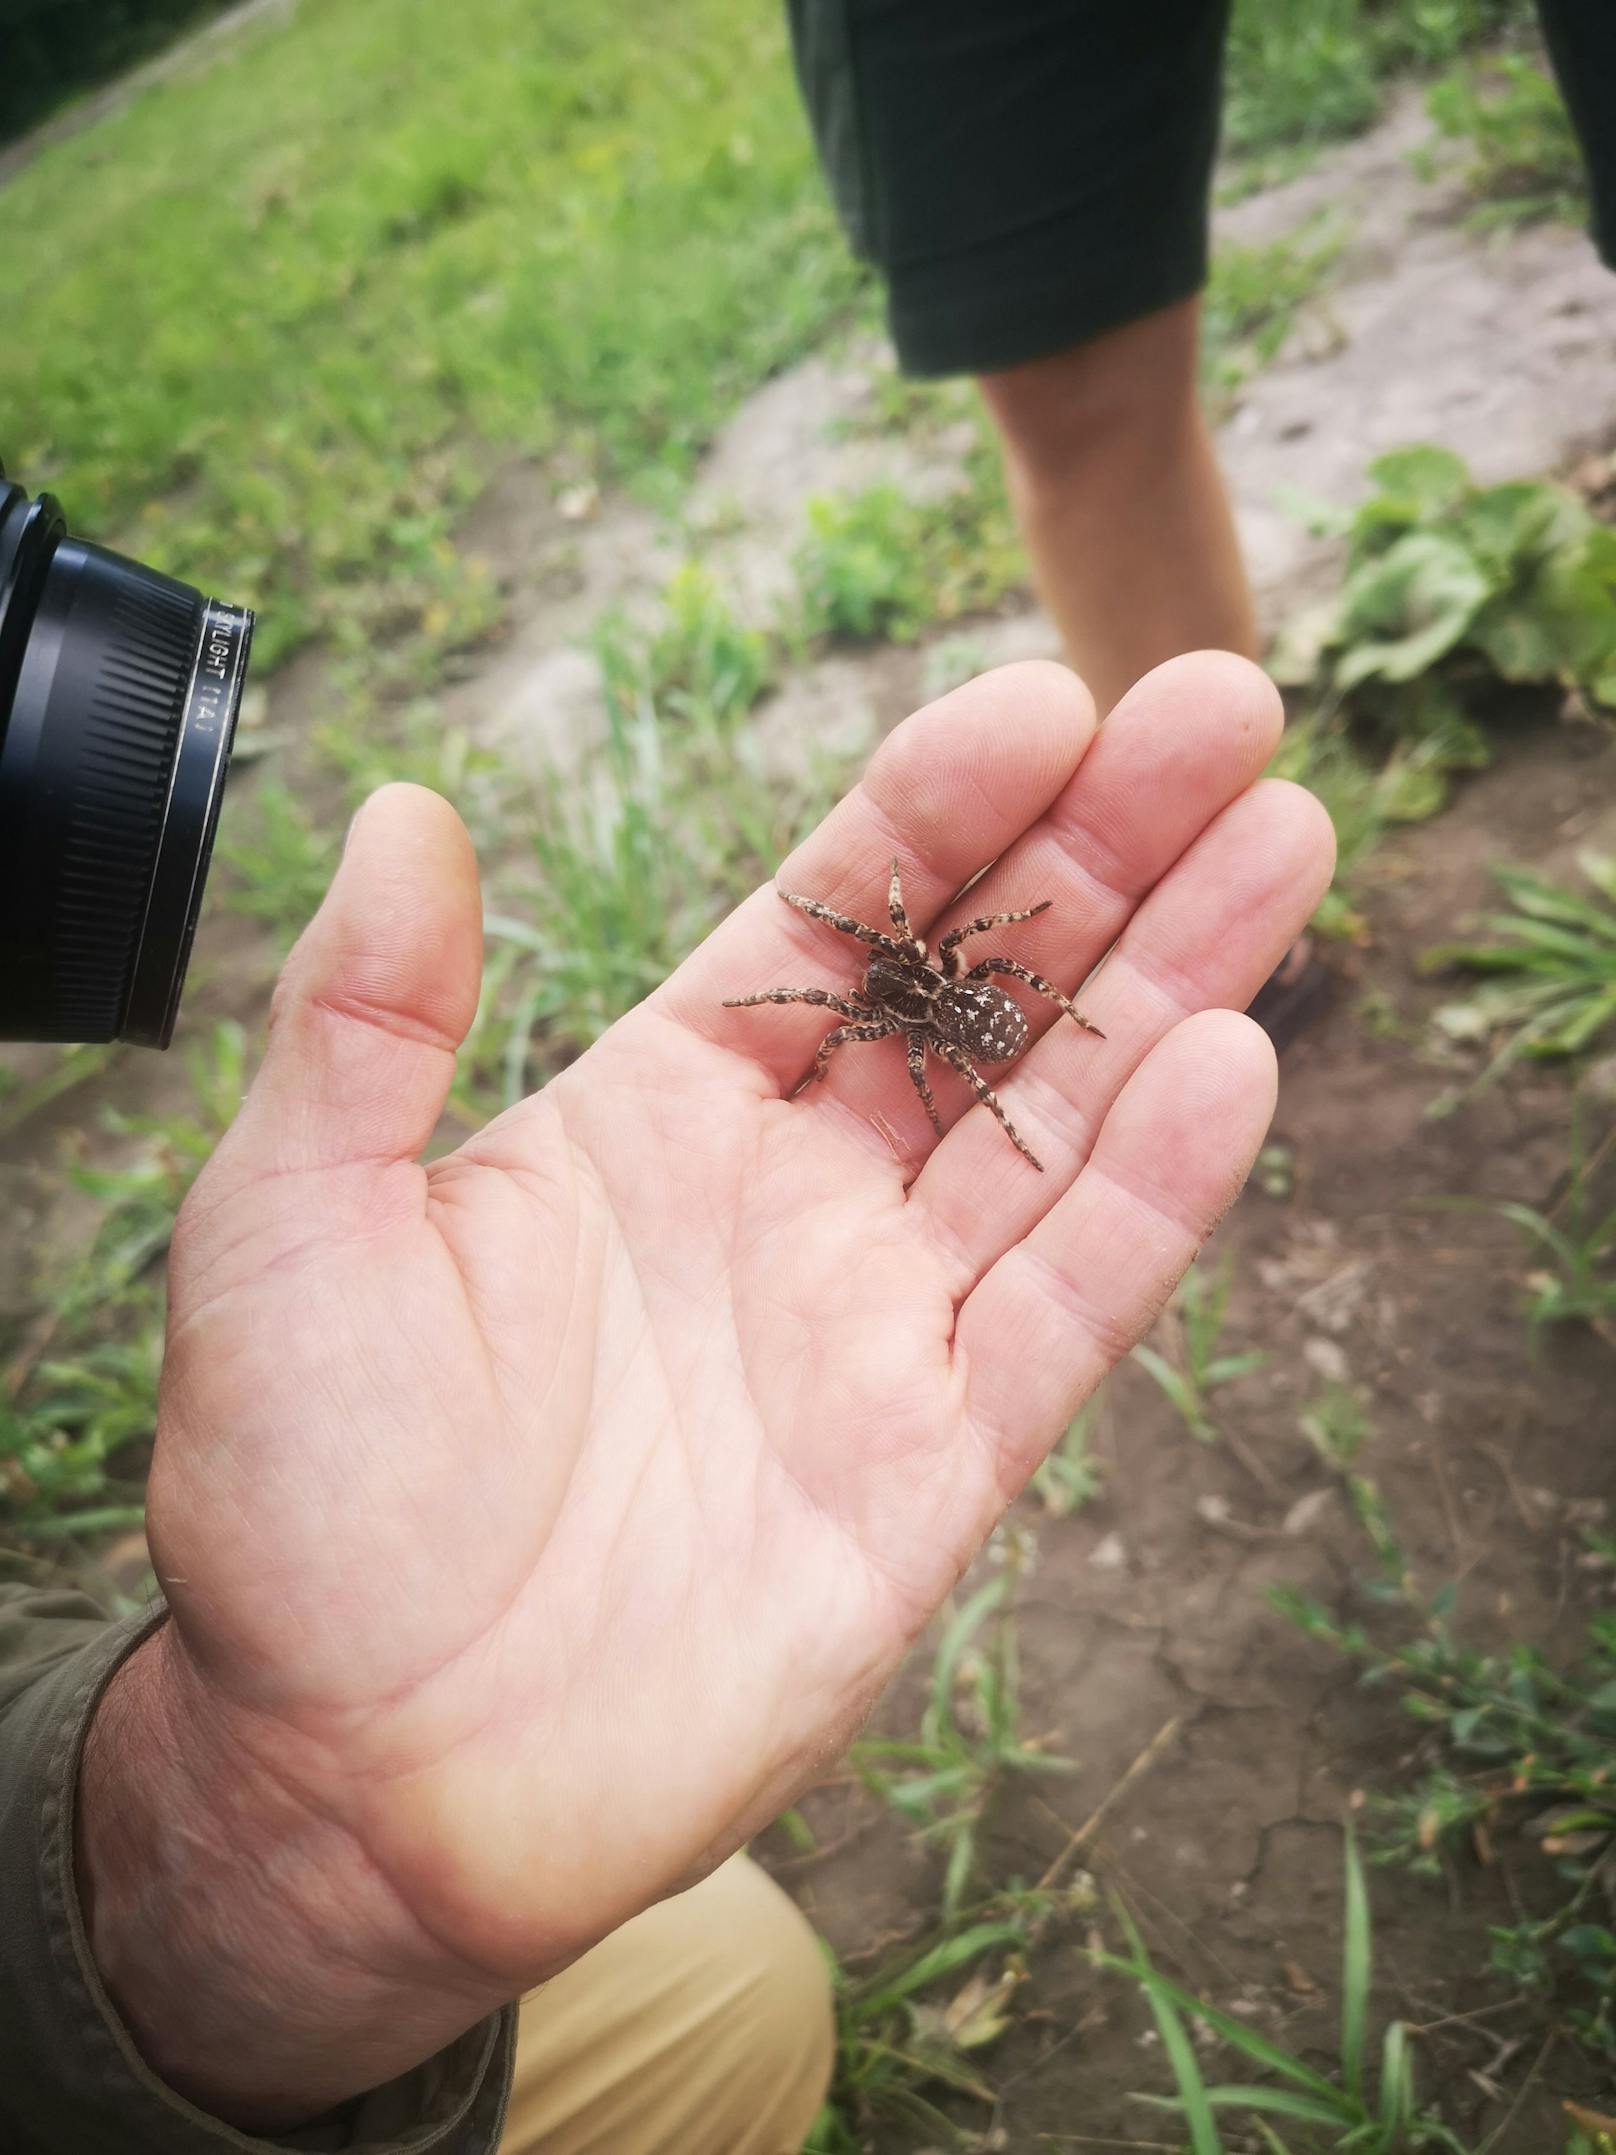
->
1095 1953 1338 2100
851 1922 1024 2014
923 1575 1009 1749
1341 1828 1371 2106
1133 1968 1223 2155
1378 2019 1414 2138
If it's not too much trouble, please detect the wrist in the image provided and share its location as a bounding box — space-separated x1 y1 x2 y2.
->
76 1620 506 2130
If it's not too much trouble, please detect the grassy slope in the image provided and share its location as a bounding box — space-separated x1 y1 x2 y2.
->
0 0 857 665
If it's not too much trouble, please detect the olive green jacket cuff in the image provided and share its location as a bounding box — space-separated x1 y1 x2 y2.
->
0 1583 516 2155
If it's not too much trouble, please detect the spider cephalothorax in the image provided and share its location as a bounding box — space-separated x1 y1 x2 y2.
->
722 859 1103 1170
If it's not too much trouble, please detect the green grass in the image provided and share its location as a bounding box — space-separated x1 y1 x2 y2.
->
853 1538 1077 1927
0 0 860 668
1426 1104 1616 1347
1420 51 1587 228
1131 1255 1268 1444
0 1022 246 1540
1031 1396 1106 1518
1222 0 1535 165
1202 216 1346 405
595 562 775 739
1278 1495 1616 2071
1423 855 1616 1080
1107 1835 1475 2152
806 1919 1032 2152
793 442 1023 647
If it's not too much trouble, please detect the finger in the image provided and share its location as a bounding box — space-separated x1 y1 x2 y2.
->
797 651 1285 1163
655 661 1096 1088
911 776 1335 1290
956 1010 1276 1492
212 785 483 1191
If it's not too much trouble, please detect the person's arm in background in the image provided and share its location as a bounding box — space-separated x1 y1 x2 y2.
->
2 656 1333 2146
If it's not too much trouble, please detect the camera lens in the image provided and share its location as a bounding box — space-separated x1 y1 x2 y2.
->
0 464 255 1048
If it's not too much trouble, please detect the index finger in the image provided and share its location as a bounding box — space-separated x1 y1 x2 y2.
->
654 661 1097 1088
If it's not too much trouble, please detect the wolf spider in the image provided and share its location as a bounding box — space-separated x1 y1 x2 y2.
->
722 858 1103 1170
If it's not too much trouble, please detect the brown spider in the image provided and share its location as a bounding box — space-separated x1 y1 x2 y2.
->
722 858 1103 1170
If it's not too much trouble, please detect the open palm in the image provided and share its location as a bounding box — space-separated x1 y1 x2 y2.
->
151 656 1331 2017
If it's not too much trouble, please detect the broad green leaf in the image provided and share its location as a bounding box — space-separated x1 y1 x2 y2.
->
1459 478 1588 574
1468 593 1566 683
1335 533 1493 687
1360 445 1471 524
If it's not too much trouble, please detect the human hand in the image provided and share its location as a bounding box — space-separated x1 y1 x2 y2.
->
79 655 1332 2123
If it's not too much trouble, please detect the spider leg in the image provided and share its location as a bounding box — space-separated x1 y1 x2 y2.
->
722 987 877 1022
905 1032 944 1139
813 1018 896 1080
934 1038 1044 1170
962 956 1105 1038
938 900 1052 976
778 888 910 962
886 858 917 944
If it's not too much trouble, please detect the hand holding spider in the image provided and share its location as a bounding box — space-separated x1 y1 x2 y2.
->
98 656 1332 2125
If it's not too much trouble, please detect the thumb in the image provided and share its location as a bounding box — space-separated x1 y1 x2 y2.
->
221 783 483 1187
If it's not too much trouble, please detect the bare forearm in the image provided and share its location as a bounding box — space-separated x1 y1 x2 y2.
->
75 1624 504 2131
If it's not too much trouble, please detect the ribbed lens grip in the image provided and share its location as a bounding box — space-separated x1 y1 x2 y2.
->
1 539 203 1041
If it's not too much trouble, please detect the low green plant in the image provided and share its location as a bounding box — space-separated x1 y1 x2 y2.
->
1267 709 1486 940
805 1919 1030 2151
1276 1510 1616 2067
1202 217 1345 404
1272 446 1616 759
793 485 931 642
1299 1381 1372 1471
0 1317 163 1540
793 446 1021 648
467 677 855 1112
1424 855 1616 1078
217 780 341 952
1 1023 248 1539
0 1042 121 1137
1132 1255 1268 1442
1105 1833 1472 2152
1222 0 1533 164
596 561 774 737
1429 1106 1616 1346
1420 52 1586 228
855 1543 1077 1926
1031 1396 1106 1518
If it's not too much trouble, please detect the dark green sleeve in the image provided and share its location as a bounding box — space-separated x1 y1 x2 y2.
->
0 1583 516 2155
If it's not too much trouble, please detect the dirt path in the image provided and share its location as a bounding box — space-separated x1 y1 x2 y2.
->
440 87 1616 779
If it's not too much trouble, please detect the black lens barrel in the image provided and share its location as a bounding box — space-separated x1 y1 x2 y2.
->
0 469 254 1048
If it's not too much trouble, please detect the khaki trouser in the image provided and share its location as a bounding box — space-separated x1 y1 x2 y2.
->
499 1856 836 2154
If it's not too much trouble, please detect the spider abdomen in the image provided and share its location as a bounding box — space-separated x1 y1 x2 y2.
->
935 981 1028 1064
